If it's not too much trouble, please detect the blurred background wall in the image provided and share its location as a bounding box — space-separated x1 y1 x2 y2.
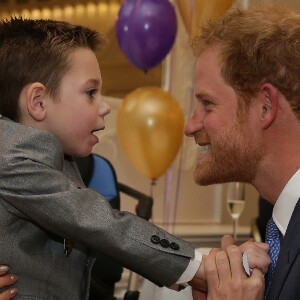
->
1 0 299 240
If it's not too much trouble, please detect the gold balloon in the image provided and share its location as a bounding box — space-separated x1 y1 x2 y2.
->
117 87 184 180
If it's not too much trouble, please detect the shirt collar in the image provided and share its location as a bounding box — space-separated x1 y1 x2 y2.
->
273 169 300 236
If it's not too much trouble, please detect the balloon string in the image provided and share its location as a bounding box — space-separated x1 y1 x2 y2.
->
161 0 176 232
150 180 156 222
171 145 184 233
170 0 196 234
150 179 156 198
164 170 173 231
161 0 180 232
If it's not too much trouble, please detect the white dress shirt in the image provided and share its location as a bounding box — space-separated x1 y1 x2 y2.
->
273 169 300 236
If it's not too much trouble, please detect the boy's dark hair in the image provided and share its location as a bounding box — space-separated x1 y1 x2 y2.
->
0 17 106 121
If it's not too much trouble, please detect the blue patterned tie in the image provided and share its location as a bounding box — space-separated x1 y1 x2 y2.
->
264 217 281 299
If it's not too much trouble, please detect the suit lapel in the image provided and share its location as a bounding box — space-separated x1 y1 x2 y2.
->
268 198 300 299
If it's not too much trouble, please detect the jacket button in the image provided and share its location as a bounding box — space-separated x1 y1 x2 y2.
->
160 239 170 248
170 242 180 250
151 235 160 244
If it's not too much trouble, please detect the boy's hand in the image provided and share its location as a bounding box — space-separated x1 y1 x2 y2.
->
221 235 271 274
192 288 207 300
0 266 17 299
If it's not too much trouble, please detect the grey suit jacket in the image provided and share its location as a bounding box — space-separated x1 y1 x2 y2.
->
266 198 300 300
0 117 194 299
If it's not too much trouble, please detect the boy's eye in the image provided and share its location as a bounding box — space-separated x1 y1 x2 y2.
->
86 89 97 97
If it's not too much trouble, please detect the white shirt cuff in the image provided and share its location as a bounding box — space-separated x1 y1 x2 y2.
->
176 249 202 284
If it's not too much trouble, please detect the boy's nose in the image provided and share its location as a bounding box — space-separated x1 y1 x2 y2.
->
99 100 111 117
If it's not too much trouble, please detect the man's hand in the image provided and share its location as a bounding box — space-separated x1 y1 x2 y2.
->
0 266 17 299
190 234 269 300
205 246 265 300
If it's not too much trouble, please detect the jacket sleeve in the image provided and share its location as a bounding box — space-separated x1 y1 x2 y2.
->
0 121 195 287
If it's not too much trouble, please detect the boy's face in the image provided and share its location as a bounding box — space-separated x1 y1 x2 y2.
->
44 48 111 157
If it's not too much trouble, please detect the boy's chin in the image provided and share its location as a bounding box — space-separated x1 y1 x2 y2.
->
66 148 93 158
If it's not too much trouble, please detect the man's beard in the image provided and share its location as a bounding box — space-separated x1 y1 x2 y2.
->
193 122 265 186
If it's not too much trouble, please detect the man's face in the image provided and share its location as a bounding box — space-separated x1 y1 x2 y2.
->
44 48 111 157
185 45 263 185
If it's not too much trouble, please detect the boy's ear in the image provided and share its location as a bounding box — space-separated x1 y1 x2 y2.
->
257 83 279 129
25 82 48 121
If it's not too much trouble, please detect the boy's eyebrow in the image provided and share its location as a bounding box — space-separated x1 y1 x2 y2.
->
86 79 101 87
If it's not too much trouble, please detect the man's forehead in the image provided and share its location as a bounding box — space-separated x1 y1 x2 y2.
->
196 45 222 66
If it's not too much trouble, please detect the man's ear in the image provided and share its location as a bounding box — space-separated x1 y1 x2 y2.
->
25 82 48 122
257 83 279 129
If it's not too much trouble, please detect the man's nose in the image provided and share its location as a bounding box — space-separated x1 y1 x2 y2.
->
184 108 203 136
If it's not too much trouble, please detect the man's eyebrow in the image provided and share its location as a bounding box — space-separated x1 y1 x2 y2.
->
195 91 212 100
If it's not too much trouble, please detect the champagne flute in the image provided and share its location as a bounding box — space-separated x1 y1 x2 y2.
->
226 182 246 240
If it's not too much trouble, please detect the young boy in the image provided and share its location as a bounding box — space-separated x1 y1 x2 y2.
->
0 17 269 299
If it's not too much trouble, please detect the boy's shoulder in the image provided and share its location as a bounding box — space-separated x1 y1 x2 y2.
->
0 116 64 169
0 116 56 144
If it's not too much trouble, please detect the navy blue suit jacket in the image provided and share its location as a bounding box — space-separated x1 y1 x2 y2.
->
267 198 300 299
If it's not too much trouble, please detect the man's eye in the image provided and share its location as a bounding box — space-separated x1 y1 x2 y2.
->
202 100 214 109
203 100 211 106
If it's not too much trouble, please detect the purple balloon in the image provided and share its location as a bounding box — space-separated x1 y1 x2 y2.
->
116 0 177 71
